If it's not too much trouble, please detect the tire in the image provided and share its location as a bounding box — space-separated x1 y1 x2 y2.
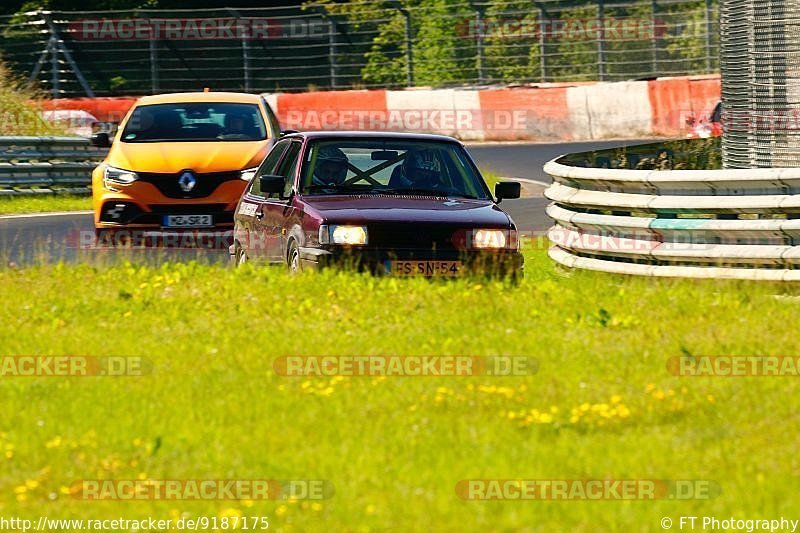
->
287 240 301 273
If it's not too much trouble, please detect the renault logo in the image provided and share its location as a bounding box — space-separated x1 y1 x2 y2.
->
178 170 196 192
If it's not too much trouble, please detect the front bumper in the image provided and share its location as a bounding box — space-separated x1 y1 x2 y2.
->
92 174 245 228
95 202 235 228
298 247 524 277
94 197 236 249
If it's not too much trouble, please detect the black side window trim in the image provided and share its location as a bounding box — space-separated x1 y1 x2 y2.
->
265 141 302 201
246 140 290 199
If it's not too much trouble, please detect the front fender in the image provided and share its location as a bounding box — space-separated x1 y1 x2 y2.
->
91 163 105 191
286 223 306 256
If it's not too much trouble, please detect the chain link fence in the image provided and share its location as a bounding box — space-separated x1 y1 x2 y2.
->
0 0 719 98
720 0 800 168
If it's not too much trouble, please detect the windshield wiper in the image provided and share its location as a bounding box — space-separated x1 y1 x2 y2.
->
384 188 478 199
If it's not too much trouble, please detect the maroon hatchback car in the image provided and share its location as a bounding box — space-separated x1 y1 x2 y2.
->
230 131 523 278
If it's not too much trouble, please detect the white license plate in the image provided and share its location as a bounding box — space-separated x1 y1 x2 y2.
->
385 260 462 277
162 215 213 228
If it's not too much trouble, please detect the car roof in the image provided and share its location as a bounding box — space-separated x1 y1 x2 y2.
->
134 92 264 105
281 131 463 143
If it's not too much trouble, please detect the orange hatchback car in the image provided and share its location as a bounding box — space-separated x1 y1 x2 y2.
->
90 92 280 242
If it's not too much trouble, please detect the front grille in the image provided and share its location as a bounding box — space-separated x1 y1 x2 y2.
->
137 170 242 199
367 223 460 251
147 204 227 214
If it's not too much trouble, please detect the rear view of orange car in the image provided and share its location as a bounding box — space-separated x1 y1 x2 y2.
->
91 92 279 243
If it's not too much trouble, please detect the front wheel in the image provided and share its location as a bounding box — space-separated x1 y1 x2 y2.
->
287 240 301 273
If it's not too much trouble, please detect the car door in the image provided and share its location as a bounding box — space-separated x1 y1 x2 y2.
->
237 140 290 262
261 140 302 263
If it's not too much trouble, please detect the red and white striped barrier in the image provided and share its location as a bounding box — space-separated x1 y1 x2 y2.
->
40 74 721 142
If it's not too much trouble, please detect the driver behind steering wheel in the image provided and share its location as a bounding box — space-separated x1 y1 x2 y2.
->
396 148 450 193
311 146 349 187
224 110 249 137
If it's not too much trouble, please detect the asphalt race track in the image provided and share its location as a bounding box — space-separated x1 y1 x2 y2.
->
467 138 656 231
0 139 657 266
467 138 656 183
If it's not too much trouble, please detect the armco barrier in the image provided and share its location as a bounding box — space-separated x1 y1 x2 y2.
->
543 140 800 281
0 136 105 196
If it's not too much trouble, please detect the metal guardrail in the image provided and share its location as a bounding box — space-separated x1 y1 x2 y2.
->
0 136 105 196
543 140 800 280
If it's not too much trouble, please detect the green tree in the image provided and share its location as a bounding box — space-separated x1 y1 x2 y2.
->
483 0 541 83
311 0 476 88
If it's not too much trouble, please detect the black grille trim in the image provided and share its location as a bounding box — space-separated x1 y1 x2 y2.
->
366 223 461 251
137 170 242 199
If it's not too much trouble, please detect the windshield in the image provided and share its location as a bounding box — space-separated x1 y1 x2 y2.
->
121 103 267 142
300 140 491 200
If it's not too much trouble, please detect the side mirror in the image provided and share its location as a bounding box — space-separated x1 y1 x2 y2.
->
90 132 111 148
495 181 521 200
259 174 285 195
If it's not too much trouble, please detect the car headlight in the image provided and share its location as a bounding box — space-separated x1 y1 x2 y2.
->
103 166 138 191
240 167 259 181
319 225 368 246
472 229 512 249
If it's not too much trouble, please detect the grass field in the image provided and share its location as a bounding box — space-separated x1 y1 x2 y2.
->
1 248 800 531
0 195 92 215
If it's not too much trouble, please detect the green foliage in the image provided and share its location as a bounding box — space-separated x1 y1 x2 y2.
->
0 58 64 136
314 0 478 87
108 75 127 94
362 9 407 87
547 4 599 82
483 0 541 82
410 0 475 86
309 0 718 88
560 137 722 170
661 0 716 71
